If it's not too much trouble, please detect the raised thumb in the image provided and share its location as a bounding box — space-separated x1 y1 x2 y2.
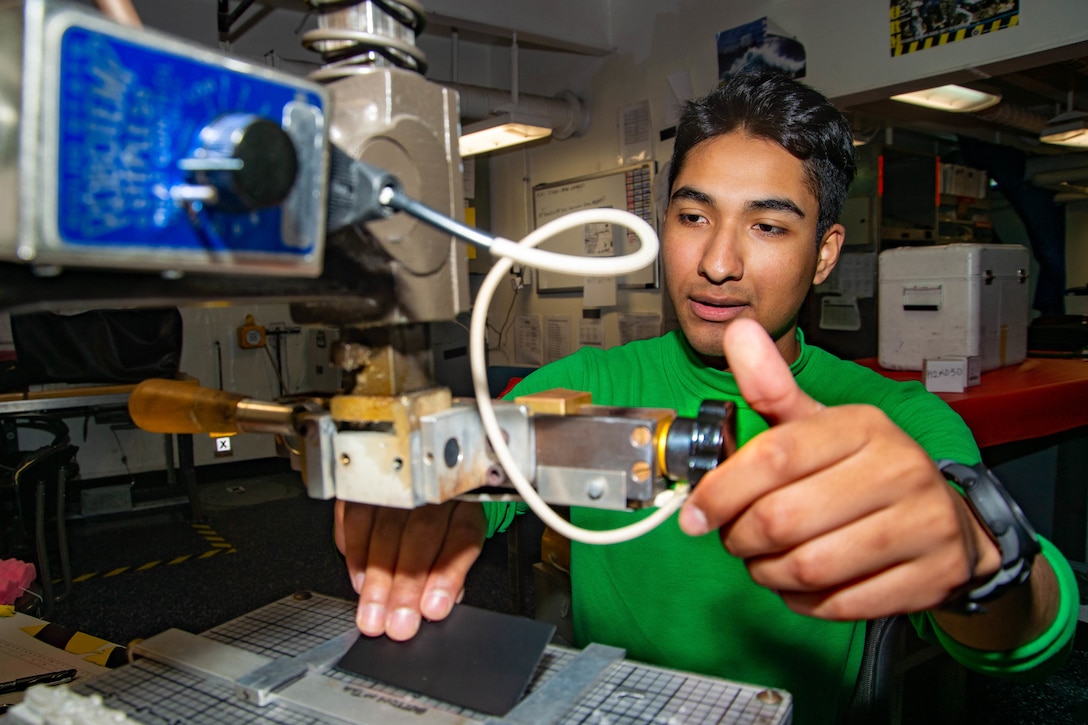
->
724 319 823 425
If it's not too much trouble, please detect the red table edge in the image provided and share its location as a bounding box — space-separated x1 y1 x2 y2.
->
853 357 1088 449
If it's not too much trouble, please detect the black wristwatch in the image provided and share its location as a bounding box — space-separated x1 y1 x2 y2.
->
937 461 1041 614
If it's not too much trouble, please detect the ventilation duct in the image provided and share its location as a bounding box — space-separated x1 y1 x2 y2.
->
443 82 585 141
969 102 1050 135
1027 155 1088 200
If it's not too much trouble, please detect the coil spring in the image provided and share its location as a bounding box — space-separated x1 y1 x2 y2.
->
302 0 428 82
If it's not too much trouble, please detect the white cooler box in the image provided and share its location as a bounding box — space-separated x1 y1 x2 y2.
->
878 243 1030 371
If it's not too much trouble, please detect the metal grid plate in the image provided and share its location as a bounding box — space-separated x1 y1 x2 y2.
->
72 593 792 724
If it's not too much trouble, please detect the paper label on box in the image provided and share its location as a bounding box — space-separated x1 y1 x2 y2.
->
924 358 967 393
965 356 981 386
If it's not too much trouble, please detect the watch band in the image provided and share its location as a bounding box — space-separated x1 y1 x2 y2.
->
937 460 1041 615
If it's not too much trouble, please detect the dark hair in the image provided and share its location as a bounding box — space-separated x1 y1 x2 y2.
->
667 71 857 241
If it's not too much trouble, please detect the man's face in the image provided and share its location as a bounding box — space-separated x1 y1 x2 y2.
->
662 131 843 366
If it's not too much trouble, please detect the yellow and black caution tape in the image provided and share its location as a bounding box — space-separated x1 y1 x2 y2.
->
191 522 237 554
20 621 128 668
891 10 1018 57
65 523 237 585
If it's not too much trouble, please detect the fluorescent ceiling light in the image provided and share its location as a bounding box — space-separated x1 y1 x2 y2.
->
1040 110 1088 148
890 84 1002 113
459 111 552 157
852 130 876 147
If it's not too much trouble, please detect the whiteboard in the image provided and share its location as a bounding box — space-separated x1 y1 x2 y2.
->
532 163 659 292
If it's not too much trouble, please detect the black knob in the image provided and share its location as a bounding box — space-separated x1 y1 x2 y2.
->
182 114 298 212
662 400 737 485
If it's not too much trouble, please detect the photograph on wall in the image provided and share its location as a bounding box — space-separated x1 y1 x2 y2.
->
716 17 806 83
890 1 1019 57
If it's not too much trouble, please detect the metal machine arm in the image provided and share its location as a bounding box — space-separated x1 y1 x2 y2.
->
129 379 736 511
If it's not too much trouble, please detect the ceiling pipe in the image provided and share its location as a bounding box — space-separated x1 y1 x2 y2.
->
969 101 1050 134
1032 166 1088 186
443 81 586 140
441 30 586 143
450 28 459 82
511 32 520 107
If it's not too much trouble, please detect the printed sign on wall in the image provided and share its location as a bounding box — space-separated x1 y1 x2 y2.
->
890 1 1019 57
717 18 806 82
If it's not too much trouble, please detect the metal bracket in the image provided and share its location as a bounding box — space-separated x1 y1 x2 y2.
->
483 643 626 725
131 627 467 724
217 0 257 36
235 629 359 705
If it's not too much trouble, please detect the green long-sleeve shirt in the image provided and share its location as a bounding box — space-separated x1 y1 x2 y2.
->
484 330 1078 725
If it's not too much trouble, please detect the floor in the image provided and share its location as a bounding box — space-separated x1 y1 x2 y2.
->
11 459 1088 724
35 460 520 646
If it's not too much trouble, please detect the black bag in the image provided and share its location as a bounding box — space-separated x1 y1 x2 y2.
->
9 308 183 385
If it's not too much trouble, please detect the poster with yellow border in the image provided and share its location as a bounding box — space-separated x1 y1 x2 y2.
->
890 1 1019 57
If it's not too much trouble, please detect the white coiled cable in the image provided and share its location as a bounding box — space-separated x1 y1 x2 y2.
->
468 208 690 545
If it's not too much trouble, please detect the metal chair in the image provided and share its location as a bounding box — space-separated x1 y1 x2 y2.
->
846 615 967 724
0 415 79 618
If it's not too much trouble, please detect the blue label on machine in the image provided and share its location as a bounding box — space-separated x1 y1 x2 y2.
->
55 25 324 258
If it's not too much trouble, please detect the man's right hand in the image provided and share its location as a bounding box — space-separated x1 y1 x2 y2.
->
334 500 487 641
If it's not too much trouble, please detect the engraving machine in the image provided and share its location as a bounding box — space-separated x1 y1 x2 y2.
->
0 4 793 723
0 0 737 546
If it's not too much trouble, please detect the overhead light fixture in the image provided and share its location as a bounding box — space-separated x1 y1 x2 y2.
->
1041 91 1088 148
455 32 563 158
458 111 553 157
847 114 879 147
851 126 878 147
890 84 1002 113
1040 110 1088 147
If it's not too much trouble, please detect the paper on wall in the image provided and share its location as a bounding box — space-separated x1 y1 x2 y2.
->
583 222 615 256
515 315 542 366
584 276 617 308
817 252 876 298
618 313 662 345
544 316 572 364
618 99 652 165
579 317 605 349
665 70 694 127
818 295 862 331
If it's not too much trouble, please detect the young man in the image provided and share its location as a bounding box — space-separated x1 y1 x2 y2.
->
334 71 1078 724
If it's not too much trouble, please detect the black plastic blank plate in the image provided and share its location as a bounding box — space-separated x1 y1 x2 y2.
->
336 604 556 715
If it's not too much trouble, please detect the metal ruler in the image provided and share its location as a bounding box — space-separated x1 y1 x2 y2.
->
63 592 791 724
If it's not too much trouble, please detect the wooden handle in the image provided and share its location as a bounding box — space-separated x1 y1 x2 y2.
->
129 378 247 434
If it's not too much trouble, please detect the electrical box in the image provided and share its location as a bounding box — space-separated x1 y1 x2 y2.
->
878 243 1030 372
2 0 329 276
236 314 266 349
